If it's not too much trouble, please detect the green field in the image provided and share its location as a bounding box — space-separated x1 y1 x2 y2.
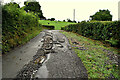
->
39 20 76 30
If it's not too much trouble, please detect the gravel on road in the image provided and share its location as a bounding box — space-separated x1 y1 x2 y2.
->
2 30 88 79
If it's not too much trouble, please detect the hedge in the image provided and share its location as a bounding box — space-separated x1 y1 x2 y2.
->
2 3 42 53
61 21 120 47
42 25 55 30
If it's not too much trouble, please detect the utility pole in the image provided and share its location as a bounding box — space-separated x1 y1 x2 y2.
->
73 9 75 21
118 1 120 21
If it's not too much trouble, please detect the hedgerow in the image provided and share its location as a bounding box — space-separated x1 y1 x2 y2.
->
61 21 120 47
2 3 42 53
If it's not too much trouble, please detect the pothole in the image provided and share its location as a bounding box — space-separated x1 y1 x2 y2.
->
15 30 65 79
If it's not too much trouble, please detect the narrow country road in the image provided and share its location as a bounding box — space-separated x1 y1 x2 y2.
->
2 30 88 78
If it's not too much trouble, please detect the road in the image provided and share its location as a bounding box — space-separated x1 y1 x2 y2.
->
2 30 88 78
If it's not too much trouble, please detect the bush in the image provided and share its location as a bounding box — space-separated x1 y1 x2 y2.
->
62 21 120 47
2 3 42 53
42 25 54 30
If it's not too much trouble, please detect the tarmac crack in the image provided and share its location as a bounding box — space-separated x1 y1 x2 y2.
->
15 30 65 79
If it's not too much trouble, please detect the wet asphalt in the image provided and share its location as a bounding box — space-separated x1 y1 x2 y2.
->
2 30 88 78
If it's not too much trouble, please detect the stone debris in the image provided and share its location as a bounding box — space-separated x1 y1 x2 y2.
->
71 38 79 45
67 45 72 50
56 34 65 43
15 30 65 79
44 31 88 78
70 38 87 50
57 38 65 43
103 49 118 65
76 47 86 50
56 43 63 48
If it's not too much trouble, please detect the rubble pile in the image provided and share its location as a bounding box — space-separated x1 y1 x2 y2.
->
15 31 55 79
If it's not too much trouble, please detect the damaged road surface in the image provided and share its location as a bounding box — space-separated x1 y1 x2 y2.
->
2 30 88 79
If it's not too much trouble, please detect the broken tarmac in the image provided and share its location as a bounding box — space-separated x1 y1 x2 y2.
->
2 30 88 79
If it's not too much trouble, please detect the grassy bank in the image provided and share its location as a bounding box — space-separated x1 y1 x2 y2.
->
61 31 120 79
39 20 76 30
2 25 45 54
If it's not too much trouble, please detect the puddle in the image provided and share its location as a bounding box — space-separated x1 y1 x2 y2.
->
35 64 48 78
45 53 51 63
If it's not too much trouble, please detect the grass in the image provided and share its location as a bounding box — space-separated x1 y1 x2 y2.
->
2 26 46 54
20 27 43 45
39 20 76 30
61 31 120 79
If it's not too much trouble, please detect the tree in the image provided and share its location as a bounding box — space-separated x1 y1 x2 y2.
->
67 19 72 22
23 1 45 19
24 1 40 12
63 20 66 22
73 20 77 23
50 18 55 21
90 9 112 21
4 2 20 8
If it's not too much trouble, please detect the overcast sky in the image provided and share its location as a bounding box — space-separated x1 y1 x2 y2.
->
3 0 120 21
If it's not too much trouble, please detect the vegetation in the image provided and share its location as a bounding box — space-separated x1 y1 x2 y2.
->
47 18 55 21
2 2 43 54
90 9 112 21
39 20 76 30
2 1 75 53
61 31 120 79
42 25 55 30
63 20 66 22
22 1 45 19
67 18 73 22
1 1 120 79
61 21 120 48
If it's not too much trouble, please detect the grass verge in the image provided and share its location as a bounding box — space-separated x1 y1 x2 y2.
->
61 31 120 79
3 26 46 54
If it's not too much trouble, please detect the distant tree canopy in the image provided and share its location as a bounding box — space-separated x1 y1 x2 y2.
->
50 18 55 21
24 1 40 12
3 2 20 8
67 19 72 22
22 1 45 19
47 18 55 21
67 19 76 23
90 9 112 21
63 20 66 22
73 20 77 23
